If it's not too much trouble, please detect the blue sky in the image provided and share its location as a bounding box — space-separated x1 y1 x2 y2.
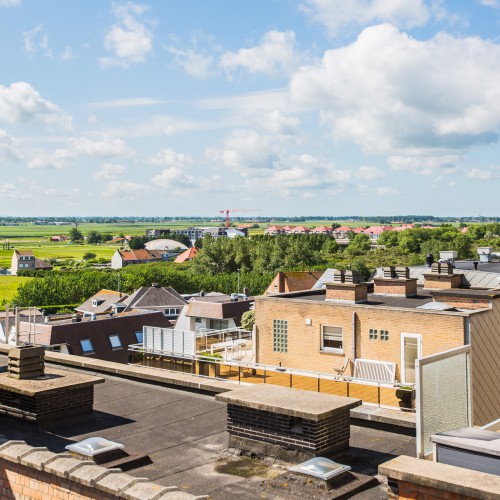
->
1 0 500 217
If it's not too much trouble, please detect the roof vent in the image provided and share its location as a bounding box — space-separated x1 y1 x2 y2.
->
65 437 124 457
289 457 351 481
152 283 160 288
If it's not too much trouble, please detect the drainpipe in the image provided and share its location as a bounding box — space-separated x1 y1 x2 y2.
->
352 311 357 363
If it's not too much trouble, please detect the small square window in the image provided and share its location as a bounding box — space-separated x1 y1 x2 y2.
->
135 331 143 343
108 334 122 349
80 339 94 354
380 330 389 341
369 328 378 340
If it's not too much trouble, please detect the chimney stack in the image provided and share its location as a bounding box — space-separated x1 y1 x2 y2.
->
8 346 45 380
325 270 368 303
373 267 417 297
423 262 462 289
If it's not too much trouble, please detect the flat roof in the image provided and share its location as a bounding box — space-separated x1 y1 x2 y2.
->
0 356 415 498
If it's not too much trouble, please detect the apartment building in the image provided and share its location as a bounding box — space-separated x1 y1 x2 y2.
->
11 250 53 275
255 264 500 389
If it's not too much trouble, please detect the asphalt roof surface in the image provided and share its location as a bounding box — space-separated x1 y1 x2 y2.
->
0 357 415 499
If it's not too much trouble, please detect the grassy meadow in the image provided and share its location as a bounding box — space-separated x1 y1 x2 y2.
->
0 276 33 305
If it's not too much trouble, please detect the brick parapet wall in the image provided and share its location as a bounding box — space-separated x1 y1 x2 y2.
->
0 440 205 500
423 274 462 289
433 296 490 310
227 404 350 455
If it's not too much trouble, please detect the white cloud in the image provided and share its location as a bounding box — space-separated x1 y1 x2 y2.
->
356 166 385 180
0 0 21 6
60 46 77 61
466 168 496 180
220 30 301 77
150 148 191 167
28 148 75 169
0 82 72 129
478 0 500 7
251 109 300 136
93 163 127 180
375 186 400 196
68 136 135 158
105 180 148 198
166 46 214 79
300 0 430 36
0 130 23 163
100 1 154 68
388 155 460 175
152 167 220 194
289 24 500 163
152 167 191 187
0 182 31 200
22 24 52 57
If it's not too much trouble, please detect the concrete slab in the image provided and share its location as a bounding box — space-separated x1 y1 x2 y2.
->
351 405 416 430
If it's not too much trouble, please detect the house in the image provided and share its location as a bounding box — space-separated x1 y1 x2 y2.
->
75 289 129 315
2 309 172 363
352 226 366 234
290 226 310 234
111 248 166 269
332 225 351 239
311 226 332 234
121 283 188 319
174 247 198 263
265 271 324 295
11 250 52 275
175 293 253 333
264 225 285 235
49 235 68 242
364 225 392 240
254 264 500 389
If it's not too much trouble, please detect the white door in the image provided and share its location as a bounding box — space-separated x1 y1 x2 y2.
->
401 333 422 383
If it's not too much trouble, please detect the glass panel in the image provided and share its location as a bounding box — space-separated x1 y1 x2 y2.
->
323 326 342 351
135 331 143 343
240 367 266 384
319 379 348 397
109 335 122 348
404 337 418 383
379 386 401 408
80 339 94 353
273 320 288 353
348 383 379 404
265 370 290 387
292 374 318 392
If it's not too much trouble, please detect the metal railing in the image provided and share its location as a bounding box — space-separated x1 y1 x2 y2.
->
128 345 414 411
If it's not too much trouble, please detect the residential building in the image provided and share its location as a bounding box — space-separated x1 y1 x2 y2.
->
121 283 188 319
175 293 253 333
75 289 129 315
254 264 500 387
2 309 171 363
264 225 286 235
311 225 332 234
265 271 324 295
332 225 352 239
49 235 69 242
11 250 52 275
111 248 167 269
174 246 198 263
290 226 310 234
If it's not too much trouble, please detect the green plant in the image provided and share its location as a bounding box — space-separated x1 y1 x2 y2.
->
199 352 223 359
241 309 255 331
396 386 415 406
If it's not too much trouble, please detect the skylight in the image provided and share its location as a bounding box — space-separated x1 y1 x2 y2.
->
65 437 124 457
289 457 351 480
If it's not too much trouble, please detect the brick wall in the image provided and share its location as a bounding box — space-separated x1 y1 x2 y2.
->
391 480 476 500
227 404 350 455
423 274 462 289
433 296 490 310
325 283 367 303
373 279 417 297
0 440 201 499
255 296 467 381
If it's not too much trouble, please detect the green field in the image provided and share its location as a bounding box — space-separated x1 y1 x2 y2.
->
0 276 33 306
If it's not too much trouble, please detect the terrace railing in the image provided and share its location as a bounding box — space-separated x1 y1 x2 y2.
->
128 345 414 411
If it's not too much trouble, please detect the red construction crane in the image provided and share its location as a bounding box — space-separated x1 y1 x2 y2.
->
219 208 261 228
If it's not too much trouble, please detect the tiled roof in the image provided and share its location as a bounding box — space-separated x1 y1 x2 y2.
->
76 289 129 314
334 225 351 232
15 250 34 256
352 227 365 233
123 285 187 310
174 247 198 263
34 259 53 270
119 249 162 261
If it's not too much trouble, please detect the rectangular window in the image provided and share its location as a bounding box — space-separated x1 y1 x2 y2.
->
322 326 343 353
164 308 181 317
210 319 229 330
273 319 288 353
80 339 94 354
108 334 122 349
135 331 143 343
195 317 202 323
380 330 389 341
369 328 378 340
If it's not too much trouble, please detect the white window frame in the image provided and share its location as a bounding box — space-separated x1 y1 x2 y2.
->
400 332 422 384
321 325 343 354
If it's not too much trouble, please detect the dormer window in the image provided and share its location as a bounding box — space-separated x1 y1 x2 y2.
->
92 299 104 307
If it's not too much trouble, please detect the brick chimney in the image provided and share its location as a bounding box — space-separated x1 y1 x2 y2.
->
325 270 368 303
373 267 417 297
423 262 462 289
8 345 45 380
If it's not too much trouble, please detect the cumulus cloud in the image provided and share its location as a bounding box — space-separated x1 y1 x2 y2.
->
478 0 500 7
28 148 75 169
166 47 214 79
300 0 430 36
289 24 500 172
0 182 31 200
0 0 21 6
388 155 461 175
22 24 52 57
60 46 77 61
100 1 154 68
105 180 148 198
0 130 23 163
150 148 191 167
220 30 301 77
93 163 127 179
68 136 135 158
466 167 497 180
0 82 72 129
356 166 385 180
